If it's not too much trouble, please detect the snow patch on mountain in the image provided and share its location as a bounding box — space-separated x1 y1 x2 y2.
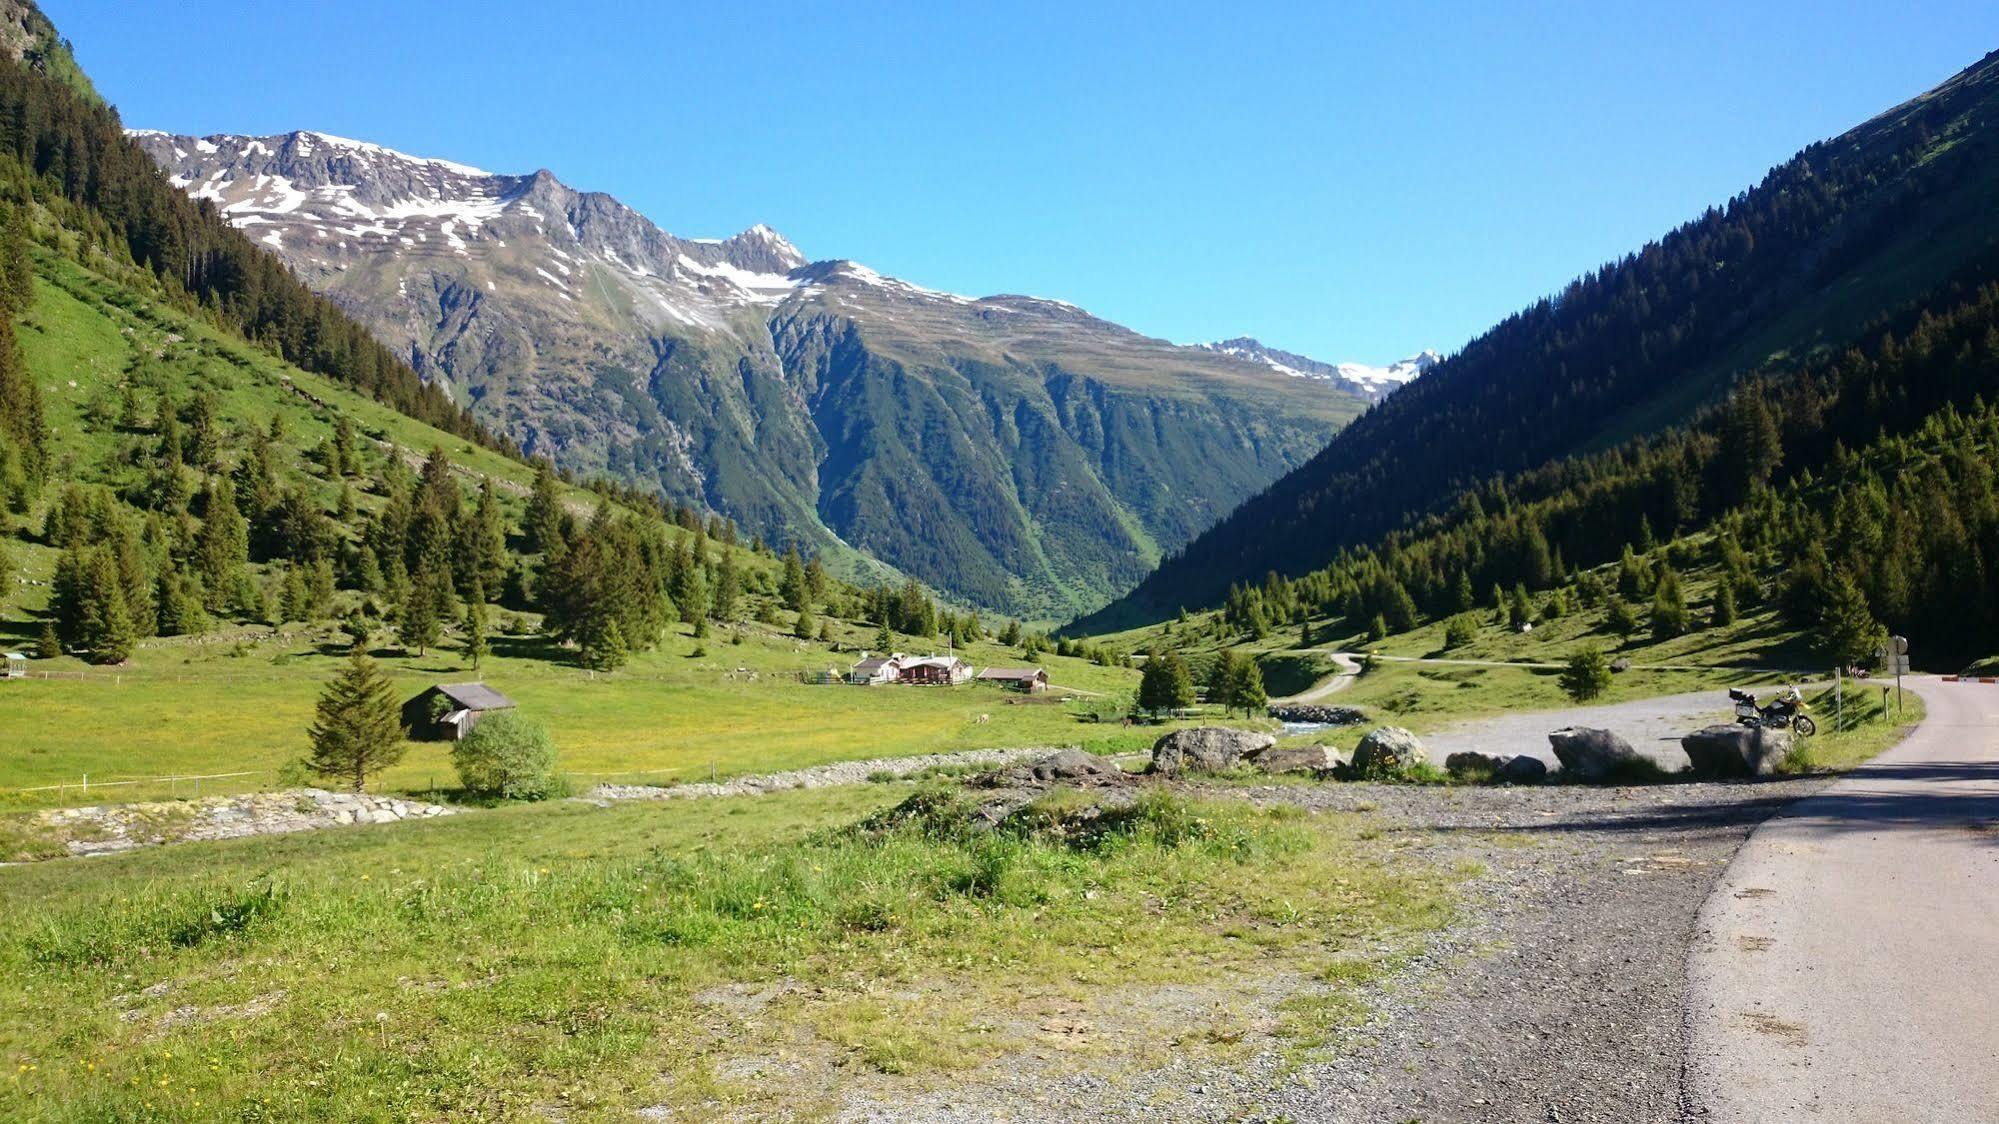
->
1195 337 1438 399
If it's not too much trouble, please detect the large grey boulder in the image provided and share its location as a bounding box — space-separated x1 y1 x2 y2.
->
1148 727 1276 776
1352 726 1427 776
1245 743 1341 775
1682 724 1792 777
1547 727 1645 782
1499 755 1550 784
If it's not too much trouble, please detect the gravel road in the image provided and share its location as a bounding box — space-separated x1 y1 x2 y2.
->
1420 688 1738 771
842 773 1834 1124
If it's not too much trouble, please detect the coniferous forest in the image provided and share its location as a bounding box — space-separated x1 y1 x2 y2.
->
1090 48 1999 635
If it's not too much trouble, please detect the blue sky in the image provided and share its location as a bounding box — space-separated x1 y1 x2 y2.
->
46 1 1999 364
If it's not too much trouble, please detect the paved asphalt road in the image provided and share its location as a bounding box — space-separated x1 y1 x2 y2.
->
1684 675 1999 1122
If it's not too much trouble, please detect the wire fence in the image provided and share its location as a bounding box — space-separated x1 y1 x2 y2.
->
12 769 263 798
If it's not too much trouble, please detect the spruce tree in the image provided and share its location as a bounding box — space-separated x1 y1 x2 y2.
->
464 589 489 671
586 618 629 671
306 649 406 793
1818 567 1881 667
525 459 565 554
1231 658 1268 716
794 604 815 640
1209 650 1242 714
710 550 739 620
78 551 136 664
1560 646 1613 702
36 619 59 660
779 546 807 610
1651 569 1690 639
874 620 893 651
1137 648 1195 717
1712 580 1738 628
398 567 442 655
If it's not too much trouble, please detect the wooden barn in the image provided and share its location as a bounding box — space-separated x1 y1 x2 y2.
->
976 667 1049 693
899 656 971 686
402 682 517 741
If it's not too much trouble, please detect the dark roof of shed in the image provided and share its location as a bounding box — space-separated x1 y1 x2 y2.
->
434 683 516 710
976 667 1046 679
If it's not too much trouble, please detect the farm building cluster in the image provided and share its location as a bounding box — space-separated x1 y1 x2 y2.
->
846 653 1049 692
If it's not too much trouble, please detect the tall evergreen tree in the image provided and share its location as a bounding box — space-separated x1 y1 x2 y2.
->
306 649 406 793
525 459 565 554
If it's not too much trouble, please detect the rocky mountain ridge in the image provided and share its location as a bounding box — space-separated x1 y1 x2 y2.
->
133 129 1375 619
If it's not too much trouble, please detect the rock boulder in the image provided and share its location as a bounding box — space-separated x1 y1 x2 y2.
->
1245 743 1341 775
1682 724 1792 777
1148 727 1276 776
1499 755 1550 784
982 748 1131 789
1444 750 1504 779
1547 727 1645 782
1352 726 1428 776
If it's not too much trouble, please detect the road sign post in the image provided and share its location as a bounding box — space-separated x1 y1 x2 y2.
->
1892 635 1908 717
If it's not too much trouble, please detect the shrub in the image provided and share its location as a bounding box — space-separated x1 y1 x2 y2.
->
1560 646 1614 702
1442 613 1479 649
451 711 561 800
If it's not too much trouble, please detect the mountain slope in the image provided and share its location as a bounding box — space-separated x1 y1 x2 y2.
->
131 131 1372 619
1082 47 1999 630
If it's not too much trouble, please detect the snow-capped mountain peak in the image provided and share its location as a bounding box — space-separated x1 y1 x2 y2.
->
1195 338 1437 400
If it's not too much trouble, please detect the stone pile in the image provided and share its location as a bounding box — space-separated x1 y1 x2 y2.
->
39 789 454 857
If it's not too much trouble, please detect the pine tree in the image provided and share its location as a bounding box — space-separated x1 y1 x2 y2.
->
1137 648 1195 716
195 477 249 611
187 392 221 471
1209 649 1242 714
794 604 816 640
1507 584 1534 631
398 567 442 655
306 649 406 793
331 414 357 477
463 587 489 671
1452 571 1476 613
1711 580 1738 627
1560 646 1613 702
779 546 807 611
78 550 135 664
1818 567 1881 667
1651 569 1690 639
525 459 565 554
1231 658 1268 715
711 550 739 620
585 618 629 672
36 619 59 660
874 620 893 651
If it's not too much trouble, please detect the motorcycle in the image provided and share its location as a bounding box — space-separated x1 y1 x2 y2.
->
1729 687 1817 737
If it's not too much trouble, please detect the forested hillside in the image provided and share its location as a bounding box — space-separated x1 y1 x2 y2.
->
1171 252 1999 668
1085 47 1999 630
0 26 1011 678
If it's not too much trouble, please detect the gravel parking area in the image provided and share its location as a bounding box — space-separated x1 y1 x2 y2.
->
843 774 1829 1124
1419 689 1737 771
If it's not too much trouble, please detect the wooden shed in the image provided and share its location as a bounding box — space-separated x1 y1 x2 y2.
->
899 656 971 686
402 682 517 742
976 667 1049 693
